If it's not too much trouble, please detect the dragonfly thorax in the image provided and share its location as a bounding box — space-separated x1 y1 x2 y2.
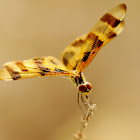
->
71 73 92 95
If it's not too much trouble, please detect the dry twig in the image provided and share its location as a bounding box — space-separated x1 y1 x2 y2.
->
74 96 96 140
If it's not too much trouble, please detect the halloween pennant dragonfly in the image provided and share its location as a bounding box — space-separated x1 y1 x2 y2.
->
0 4 126 96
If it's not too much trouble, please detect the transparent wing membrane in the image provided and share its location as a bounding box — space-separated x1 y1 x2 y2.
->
0 56 74 81
61 4 126 73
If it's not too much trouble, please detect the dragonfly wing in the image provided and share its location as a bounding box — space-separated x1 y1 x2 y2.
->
101 20 124 47
61 4 126 73
0 56 74 81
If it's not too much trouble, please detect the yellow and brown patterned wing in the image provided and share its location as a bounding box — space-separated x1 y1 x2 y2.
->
61 4 126 73
0 56 74 81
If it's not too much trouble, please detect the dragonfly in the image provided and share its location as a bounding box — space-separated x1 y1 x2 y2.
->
0 4 126 104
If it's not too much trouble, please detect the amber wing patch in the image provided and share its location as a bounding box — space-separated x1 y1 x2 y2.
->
61 4 126 73
0 56 74 81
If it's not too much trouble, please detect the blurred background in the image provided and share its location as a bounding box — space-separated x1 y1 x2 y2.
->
0 0 139 140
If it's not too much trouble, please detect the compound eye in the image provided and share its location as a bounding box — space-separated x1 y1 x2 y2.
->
78 84 87 92
86 82 92 91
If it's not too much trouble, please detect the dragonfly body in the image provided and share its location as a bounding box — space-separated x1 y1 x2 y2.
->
0 4 126 96
71 73 92 95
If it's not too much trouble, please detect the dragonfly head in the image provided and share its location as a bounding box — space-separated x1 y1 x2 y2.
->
78 82 92 95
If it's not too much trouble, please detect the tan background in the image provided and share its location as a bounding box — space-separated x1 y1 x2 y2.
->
0 0 139 140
